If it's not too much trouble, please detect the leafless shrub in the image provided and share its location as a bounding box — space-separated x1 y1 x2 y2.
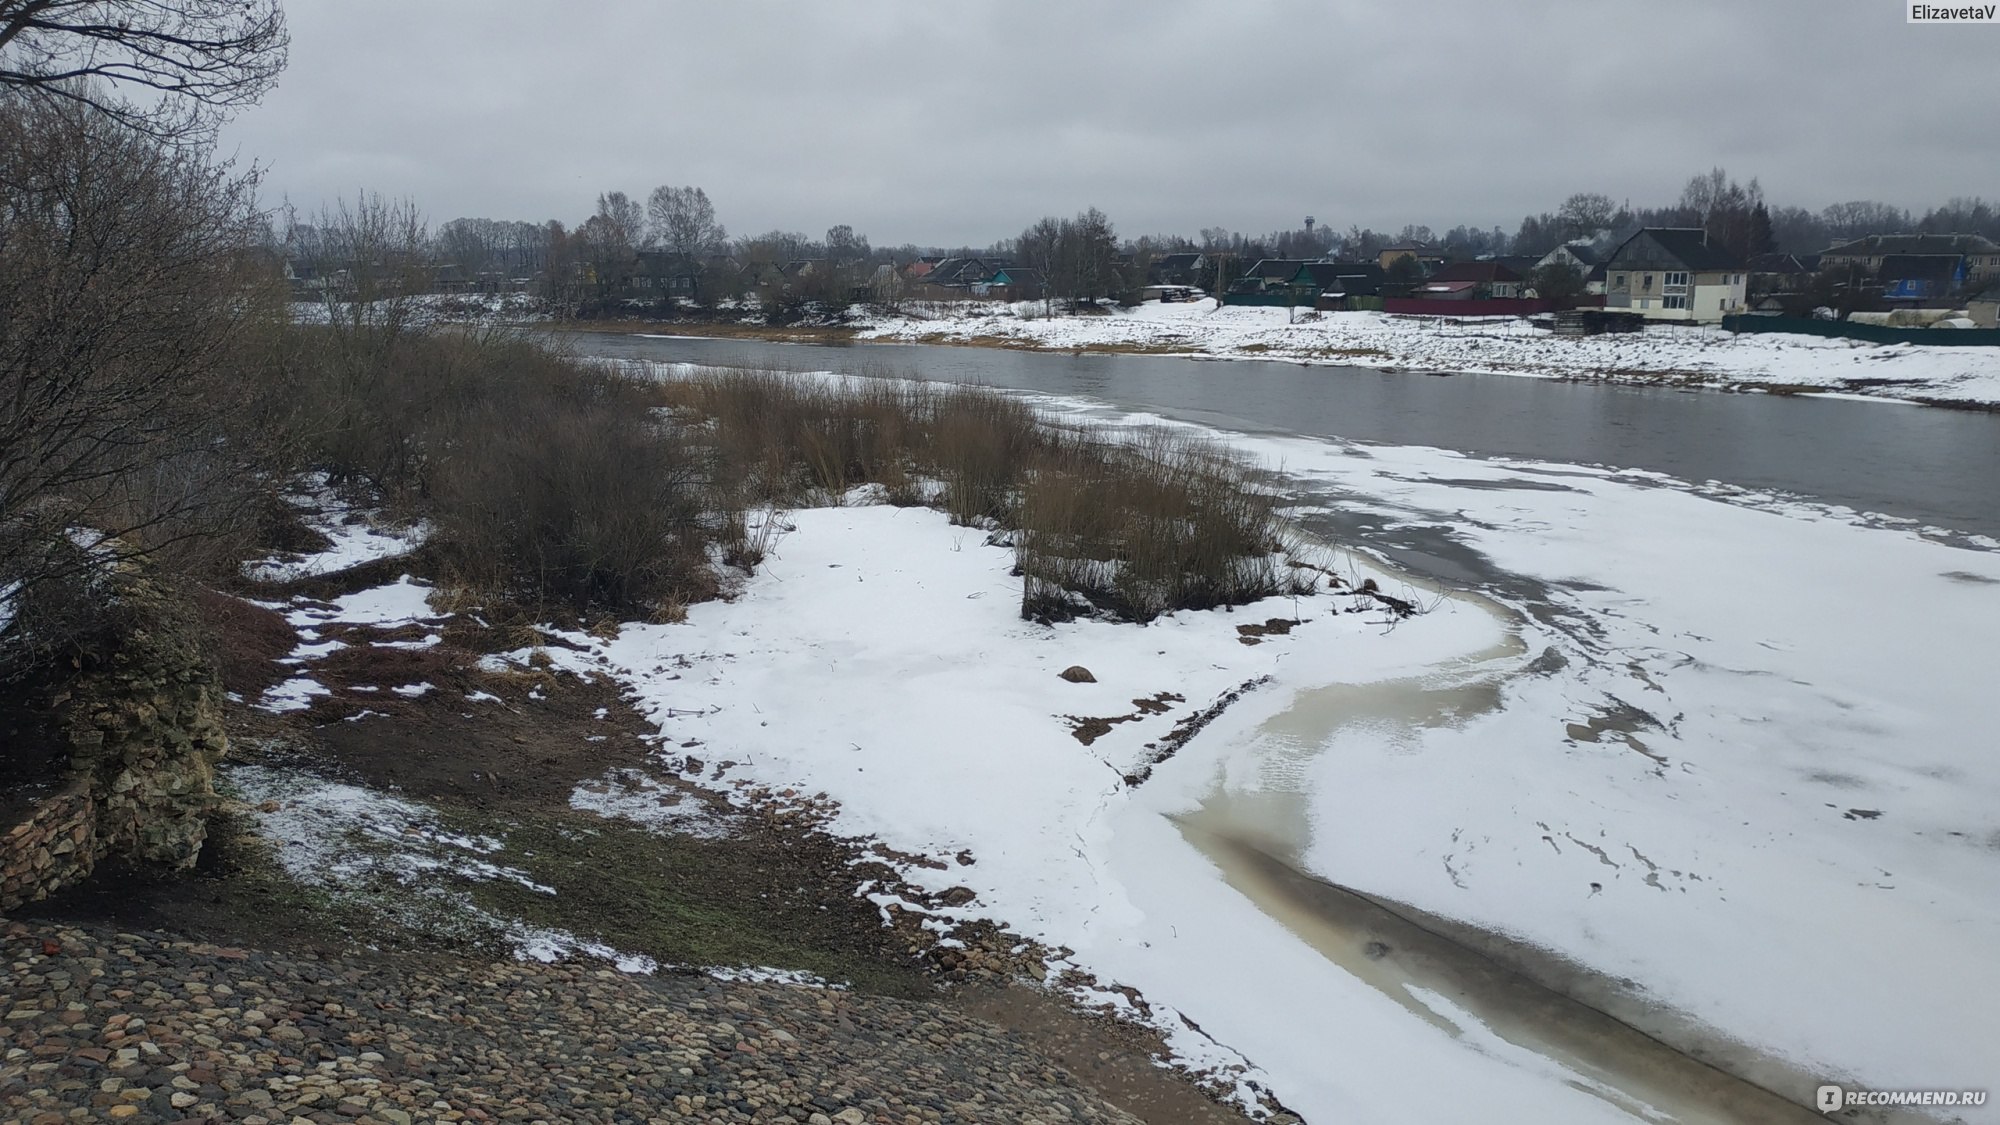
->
274 326 709 614
0 91 281 673
431 391 714 613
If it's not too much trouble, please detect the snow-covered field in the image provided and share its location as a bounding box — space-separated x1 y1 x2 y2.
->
492 396 2000 1123
854 300 2000 408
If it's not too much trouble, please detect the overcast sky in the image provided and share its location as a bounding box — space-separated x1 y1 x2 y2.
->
220 0 1999 247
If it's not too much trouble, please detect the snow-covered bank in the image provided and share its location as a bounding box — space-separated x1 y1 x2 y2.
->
563 503 1505 1118
854 300 2000 408
523 396 2000 1123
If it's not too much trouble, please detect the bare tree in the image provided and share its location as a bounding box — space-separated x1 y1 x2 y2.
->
0 0 288 135
1822 199 1911 244
573 191 645 303
1017 216 1063 315
596 190 646 249
1068 207 1118 303
646 185 726 260
0 92 274 659
1556 192 1616 239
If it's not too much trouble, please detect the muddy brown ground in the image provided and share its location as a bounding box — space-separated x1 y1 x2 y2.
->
19 548 1268 1125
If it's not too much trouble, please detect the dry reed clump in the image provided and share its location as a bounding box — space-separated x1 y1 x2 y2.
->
658 368 1312 623
278 334 1313 625
1015 429 1307 623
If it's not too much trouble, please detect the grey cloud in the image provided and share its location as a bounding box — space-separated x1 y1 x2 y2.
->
223 0 2000 245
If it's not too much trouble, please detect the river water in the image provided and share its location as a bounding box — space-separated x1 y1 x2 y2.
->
568 333 2000 543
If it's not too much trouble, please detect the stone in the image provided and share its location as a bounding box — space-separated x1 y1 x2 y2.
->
1057 665 1096 683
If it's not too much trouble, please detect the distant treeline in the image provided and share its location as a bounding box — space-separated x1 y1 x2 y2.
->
270 168 1995 291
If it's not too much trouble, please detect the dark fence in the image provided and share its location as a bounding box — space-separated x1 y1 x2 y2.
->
1314 295 1384 312
1722 314 2000 347
1223 292 1312 307
1381 297 1553 317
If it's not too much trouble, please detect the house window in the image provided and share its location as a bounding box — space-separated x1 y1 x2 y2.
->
1613 273 1627 288
1664 296 1688 309
1665 272 1688 287
1642 274 1654 291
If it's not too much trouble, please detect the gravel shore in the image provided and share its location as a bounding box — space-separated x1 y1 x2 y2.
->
1 921 1142 1125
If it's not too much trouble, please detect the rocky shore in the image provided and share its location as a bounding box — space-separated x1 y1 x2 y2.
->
1 921 1143 1125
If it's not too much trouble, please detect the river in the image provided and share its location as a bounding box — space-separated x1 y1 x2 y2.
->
567 332 2000 544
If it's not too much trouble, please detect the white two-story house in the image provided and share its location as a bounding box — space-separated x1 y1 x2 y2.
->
1603 228 1747 322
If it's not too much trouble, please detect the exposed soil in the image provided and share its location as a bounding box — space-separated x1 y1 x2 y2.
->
17 546 1267 1124
1064 692 1187 746
1235 616 1301 645
192 587 299 699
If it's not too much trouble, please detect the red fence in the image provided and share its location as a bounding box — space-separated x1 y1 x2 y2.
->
1381 297 1554 316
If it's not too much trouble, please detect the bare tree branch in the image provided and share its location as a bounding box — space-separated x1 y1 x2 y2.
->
0 0 287 136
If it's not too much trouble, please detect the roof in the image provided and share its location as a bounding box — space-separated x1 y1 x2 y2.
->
1155 252 1205 270
1822 233 2000 258
1605 228 1745 272
990 266 1045 285
1429 260 1524 284
928 257 1013 285
1295 261 1379 284
1876 254 1961 283
1245 258 1313 281
1748 253 1813 275
1558 241 1602 266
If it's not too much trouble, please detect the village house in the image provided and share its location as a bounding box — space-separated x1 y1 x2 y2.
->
980 266 1046 301
1746 252 1818 300
1149 252 1209 286
1376 242 1445 273
1876 254 1966 303
1535 242 1610 295
1423 260 1525 299
1602 228 1747 322
631 251 704 299
1818 233 2000 285
1226 258 1313 298
919 257 1007 291
1294 261 1386 302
